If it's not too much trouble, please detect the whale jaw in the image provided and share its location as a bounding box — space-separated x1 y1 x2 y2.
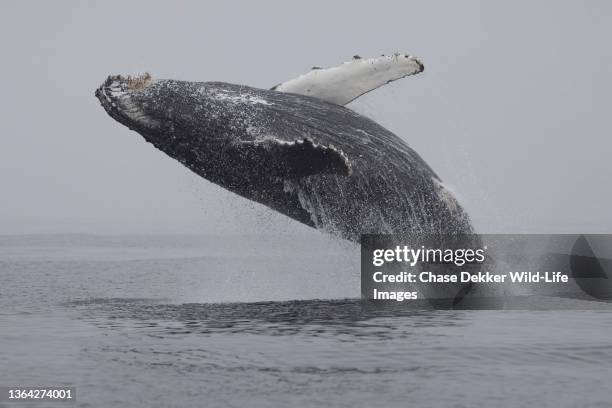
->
95 73 160 132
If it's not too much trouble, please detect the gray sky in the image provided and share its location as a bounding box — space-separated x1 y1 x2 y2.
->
1 0 611 235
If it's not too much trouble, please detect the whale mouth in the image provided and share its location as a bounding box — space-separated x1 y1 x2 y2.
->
95 73 160 130
95 73 153 107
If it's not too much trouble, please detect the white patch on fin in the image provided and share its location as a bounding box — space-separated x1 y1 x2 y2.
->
272 53 424 105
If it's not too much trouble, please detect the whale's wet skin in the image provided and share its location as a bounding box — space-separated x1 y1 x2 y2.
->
95 74 473 241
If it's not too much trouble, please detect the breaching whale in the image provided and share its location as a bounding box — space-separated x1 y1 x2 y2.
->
96 54 473 242
96 54 485 306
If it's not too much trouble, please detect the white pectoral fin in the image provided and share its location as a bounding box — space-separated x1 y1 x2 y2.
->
272 53 424 105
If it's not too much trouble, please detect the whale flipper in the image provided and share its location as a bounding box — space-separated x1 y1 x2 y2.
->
271 53 424 105
233 137 351 178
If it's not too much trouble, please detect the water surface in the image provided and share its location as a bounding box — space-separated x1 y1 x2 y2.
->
1 235 611 407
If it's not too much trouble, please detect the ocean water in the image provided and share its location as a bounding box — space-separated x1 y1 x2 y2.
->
1 235 612 408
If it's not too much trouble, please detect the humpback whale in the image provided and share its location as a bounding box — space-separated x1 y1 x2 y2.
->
96 54 473 241
96 53 480 306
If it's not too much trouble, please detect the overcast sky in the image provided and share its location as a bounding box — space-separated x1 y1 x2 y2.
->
1 0 611 235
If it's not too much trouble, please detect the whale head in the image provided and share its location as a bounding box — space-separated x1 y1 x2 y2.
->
95 74 351 227
95 73 232 169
